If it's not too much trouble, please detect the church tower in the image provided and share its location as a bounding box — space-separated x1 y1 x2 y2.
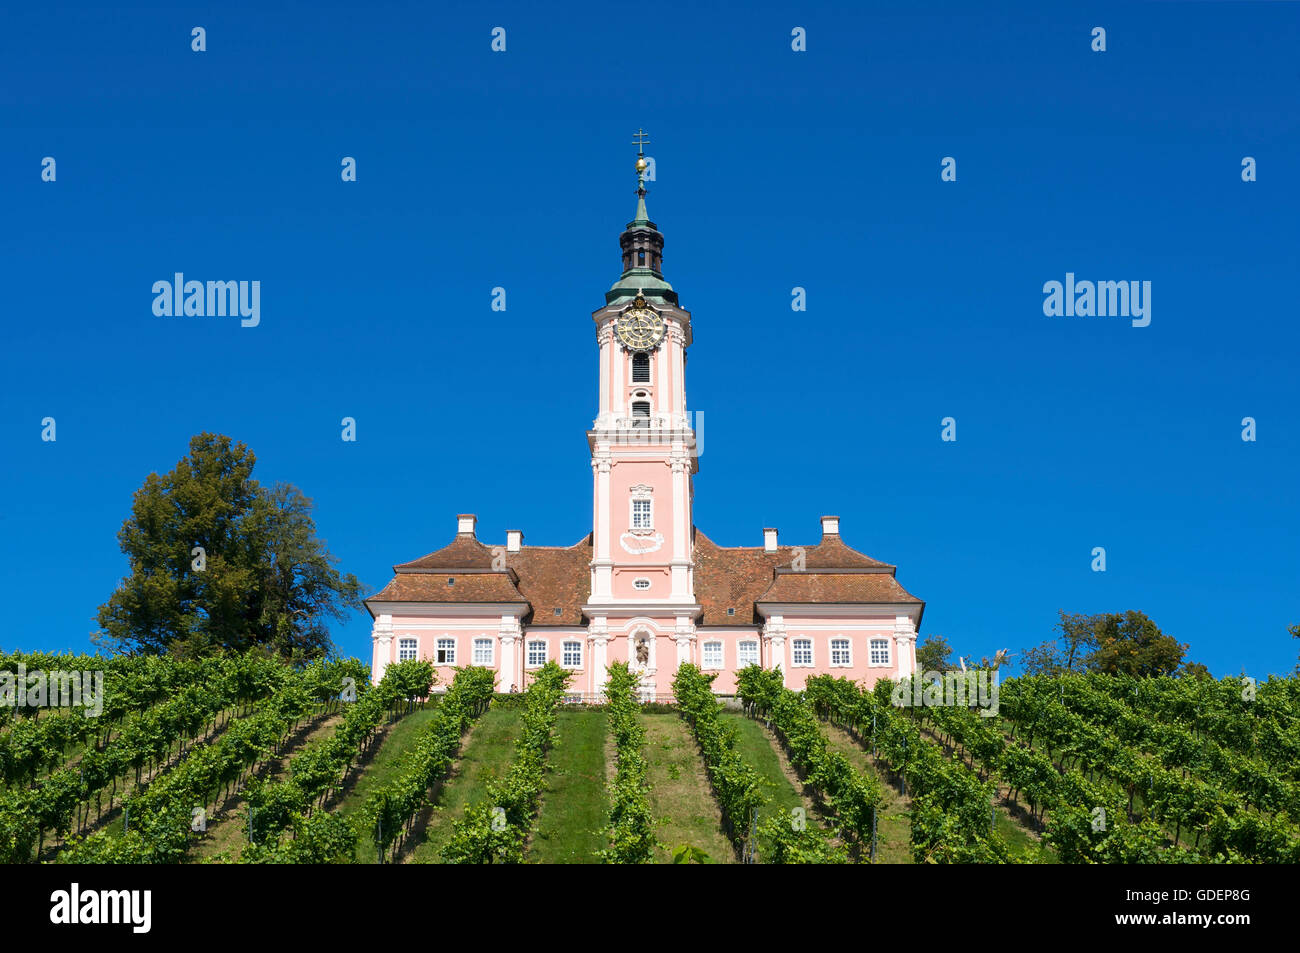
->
584 131 700 694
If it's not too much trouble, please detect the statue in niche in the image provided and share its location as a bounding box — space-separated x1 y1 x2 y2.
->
634 635 650 667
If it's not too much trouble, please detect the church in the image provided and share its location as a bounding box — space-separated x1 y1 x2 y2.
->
367 138 924 698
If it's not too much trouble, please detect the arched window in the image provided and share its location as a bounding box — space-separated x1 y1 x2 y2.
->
631 400 650 428
632 352 650 383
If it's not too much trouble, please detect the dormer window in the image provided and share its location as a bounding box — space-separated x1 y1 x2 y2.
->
447 577 455 586
632 352 650 383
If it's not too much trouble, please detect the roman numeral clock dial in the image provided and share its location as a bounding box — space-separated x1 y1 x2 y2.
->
615 296 665 352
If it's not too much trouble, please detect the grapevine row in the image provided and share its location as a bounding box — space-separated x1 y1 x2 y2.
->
601 663 656 863
441 662 569 864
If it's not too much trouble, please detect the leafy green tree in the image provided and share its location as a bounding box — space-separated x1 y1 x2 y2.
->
1290 624 1300 675
1020 610 1102 676
1020 609 1183 677
915 635 956 673
1089 610 1186 677
94 433 363 658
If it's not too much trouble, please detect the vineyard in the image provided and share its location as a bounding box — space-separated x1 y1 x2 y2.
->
2 651 1298 864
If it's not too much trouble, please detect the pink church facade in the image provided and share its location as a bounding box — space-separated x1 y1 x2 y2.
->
366 153 923 698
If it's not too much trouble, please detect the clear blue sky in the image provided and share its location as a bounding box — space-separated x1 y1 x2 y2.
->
2 1 1297 678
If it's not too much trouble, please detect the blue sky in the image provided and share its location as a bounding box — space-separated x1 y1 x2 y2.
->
2 1 1297 677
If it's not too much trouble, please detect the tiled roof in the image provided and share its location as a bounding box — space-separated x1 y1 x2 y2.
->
367 526 920 623
504 536 593 626
368 572 527 605
394 535 498 571
755 571 921 606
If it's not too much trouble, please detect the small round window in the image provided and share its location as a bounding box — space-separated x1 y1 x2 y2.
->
633 578 651 590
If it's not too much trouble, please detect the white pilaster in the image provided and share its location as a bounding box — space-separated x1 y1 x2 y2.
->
371 614 394 685
674 615 696 669
499 615 522 693
762 616 787 686
589 617 610 696
893 615 918 678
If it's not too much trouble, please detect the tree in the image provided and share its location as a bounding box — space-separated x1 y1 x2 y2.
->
1019 609 1185 678
1019 610 1099 677
1289 624 1300 676
915 635 955 673
1089 610 1186 677
94 433 363 658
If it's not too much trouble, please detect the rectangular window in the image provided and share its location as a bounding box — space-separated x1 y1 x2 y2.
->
632 352 650 383
737 640 759 667
527 640 547 668
398 638 418 662
473 638 493 666
870 638 890 666
562 641 582 668
632 498 653 529
435 638 456 665
831 638 851 667
702 641 723 669
792 638 813 667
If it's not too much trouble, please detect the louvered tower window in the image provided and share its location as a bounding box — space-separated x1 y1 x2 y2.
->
631 401 650 428
632 352 650 383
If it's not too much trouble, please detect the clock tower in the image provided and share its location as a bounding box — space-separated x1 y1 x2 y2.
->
584 131 700 693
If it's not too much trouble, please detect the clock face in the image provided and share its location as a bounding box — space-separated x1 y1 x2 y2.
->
616 306 665 352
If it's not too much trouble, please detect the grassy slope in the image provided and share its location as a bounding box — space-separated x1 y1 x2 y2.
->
405 705 523 863
327 706 446 863
821 722 914 864
528 709 609 864
717 711 825 860
641 712 736 864
187 711 344 862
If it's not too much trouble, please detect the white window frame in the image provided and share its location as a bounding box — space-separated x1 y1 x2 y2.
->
869 638 891 667
702 640 724 670
737 640 760 668
791 638 813 667
435 637 456 666
630 496 654 531
830 637 852 668
633 577 651 591
561 640 583 669
398 638 418 662
526 640 547 668
472 637 494 666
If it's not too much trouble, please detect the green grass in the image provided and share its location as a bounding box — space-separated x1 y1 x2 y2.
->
641 713 736 864
406 705 524 863
717 712 819 859
329 706 446 863
821 722 913 864
528 709 609 863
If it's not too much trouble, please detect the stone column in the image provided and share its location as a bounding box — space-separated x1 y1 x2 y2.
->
371 615 393 685
674 615 696 670
762 617 788 686
499 615 522 694
589 617 610 698
893 616 918 678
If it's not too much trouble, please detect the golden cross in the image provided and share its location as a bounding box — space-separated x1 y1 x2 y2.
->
632 128 650 155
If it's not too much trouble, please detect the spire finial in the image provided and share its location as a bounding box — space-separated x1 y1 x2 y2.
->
631 127 651 222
